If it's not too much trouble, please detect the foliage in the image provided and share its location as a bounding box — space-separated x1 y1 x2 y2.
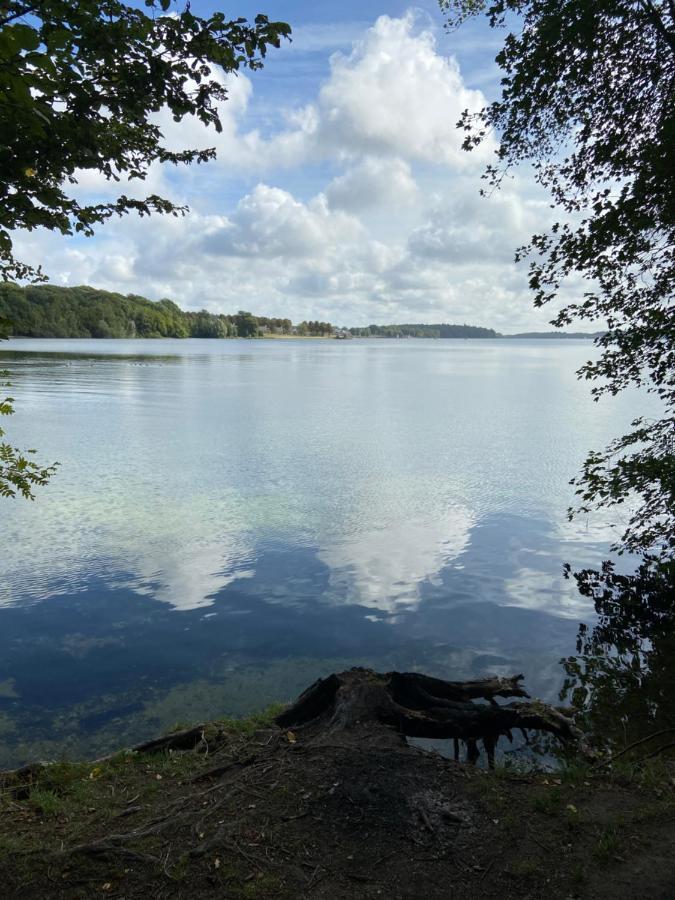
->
441 0 675 559
0 284 298 337
0 0 290 282
561 557 675 754
297 320 333 336
234 310 261 338
1 369 57 499
349 322 498 338
0 286 530 338
1 296 57 502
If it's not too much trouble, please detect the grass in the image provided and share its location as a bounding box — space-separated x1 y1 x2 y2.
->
239 874 287 898
593 826 621 863
571 862 587 886
215 704 286 739
0 705 286 825
2 710 675 899
28 788 67 817
531 786 563 814
493 755 540 776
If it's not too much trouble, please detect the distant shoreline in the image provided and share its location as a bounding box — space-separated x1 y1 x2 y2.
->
1 332 601 341
0 332 598 342
0 283 602 341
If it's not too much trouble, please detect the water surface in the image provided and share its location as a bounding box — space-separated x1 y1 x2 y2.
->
0 338 651 765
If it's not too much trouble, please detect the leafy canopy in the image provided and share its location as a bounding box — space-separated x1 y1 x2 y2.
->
0 0 290 281
441 0 675 559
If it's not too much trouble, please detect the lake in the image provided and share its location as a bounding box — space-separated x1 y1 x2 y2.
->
0 338 651 765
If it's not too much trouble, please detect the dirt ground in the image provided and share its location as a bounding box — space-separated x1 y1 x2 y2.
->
1 714 675 899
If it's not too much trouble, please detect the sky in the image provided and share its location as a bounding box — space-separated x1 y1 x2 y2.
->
14 0 574 331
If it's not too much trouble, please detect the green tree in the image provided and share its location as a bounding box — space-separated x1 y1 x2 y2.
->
442 0 674 561
0 0 290 282
1 300 56 498
560 557 675 753
1 368 57 498
234 310 259 337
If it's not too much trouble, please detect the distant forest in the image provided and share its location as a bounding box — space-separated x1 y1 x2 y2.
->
0 284 598 340
347 323 498 338
505 331 602 340
0 284 329 338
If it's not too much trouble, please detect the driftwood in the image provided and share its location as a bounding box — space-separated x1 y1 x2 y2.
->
96 723 208 759
276 668 587 767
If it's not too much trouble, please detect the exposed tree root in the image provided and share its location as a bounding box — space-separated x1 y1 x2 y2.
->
276 668 588 766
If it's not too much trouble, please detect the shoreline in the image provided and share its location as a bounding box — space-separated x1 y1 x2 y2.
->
1 703 674 899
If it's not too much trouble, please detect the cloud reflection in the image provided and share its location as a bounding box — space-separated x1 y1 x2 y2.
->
318 504 475 612
122 539 255 612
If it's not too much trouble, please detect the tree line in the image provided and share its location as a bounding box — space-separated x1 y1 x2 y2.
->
0 284 312 339
0 285 508 340
349 323 498 338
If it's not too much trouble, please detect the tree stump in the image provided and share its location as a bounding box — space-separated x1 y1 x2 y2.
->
276 668 587 767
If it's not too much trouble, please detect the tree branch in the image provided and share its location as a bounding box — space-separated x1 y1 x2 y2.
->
639 0 675 55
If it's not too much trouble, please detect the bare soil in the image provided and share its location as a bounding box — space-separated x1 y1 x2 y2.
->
1 710 675 899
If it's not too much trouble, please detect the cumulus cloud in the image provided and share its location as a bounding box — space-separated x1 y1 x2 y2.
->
149 12 494 174
12 10 567 331
408 183 549 264
326 157 418 211
309 13 491 166
201 185 363 259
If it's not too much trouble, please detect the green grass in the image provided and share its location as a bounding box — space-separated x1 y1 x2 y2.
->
28 788 66 817
531 786 562 814
215 704 286 738
593 826 621 863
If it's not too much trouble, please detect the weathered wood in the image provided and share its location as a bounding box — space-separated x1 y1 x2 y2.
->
107 724 207 758
275 668 588 766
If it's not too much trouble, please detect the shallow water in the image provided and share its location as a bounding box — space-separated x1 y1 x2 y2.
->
0 338 653 765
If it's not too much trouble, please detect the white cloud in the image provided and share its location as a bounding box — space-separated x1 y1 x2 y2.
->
310 12 491 166
11 10 570 331
154 69 261 167
408 182 549 264
326 157 418 211
12 169 556 329
201 184 363 259
154 11 493 174
318 505 475 613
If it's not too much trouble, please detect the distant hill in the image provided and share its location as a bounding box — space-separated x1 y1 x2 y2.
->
0 284 321 339
348 323 499 339
347 324 600 339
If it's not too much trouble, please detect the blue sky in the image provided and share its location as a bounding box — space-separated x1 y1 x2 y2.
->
15 2 569 331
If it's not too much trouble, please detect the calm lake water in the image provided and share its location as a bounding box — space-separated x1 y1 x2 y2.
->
0 338 652 765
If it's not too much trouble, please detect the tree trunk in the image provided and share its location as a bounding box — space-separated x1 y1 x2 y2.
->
276 667 588 766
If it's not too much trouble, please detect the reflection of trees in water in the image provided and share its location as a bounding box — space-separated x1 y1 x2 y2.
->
561 557 675 757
